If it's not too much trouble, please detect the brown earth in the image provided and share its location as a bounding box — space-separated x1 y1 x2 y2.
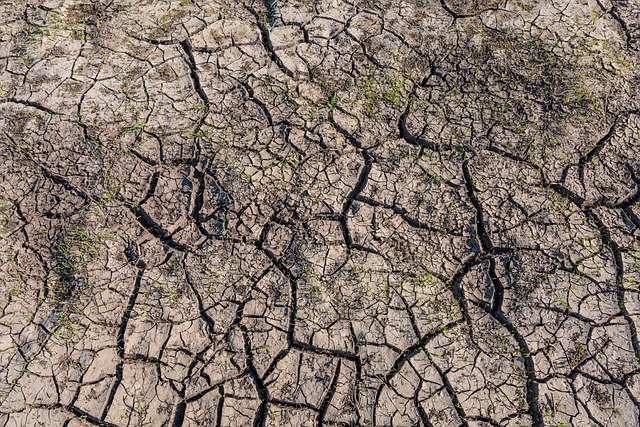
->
1 0 640 426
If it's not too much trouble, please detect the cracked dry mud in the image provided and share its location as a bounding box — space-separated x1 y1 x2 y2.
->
1 0 640 426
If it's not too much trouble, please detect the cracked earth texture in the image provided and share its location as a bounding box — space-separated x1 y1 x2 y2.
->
1 0 640 426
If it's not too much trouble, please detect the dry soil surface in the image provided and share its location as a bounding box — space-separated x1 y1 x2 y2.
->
1 0 640 426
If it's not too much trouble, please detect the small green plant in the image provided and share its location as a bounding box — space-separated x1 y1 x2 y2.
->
120 121 147 136
328 92 339 109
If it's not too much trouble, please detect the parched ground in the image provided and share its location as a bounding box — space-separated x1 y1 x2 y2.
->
1 0 640 426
